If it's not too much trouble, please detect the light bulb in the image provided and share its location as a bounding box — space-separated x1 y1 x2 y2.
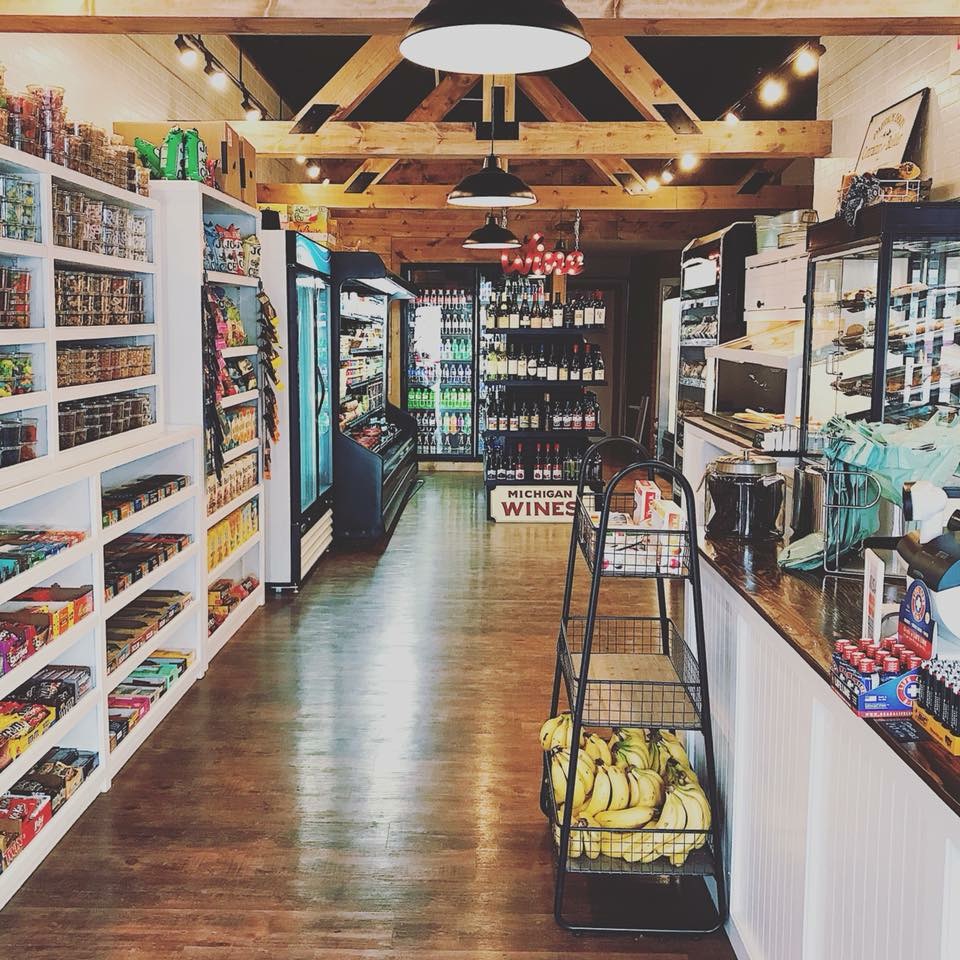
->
321 177 331 185
241 94 262 122
306 161 321 179
760 77 786 106
724 111 739 124
645 176 660 192
204 57 227 90
793 47 819 76
295 155 307 165
679 153 699 172
660 169 674 184
175 35 198 68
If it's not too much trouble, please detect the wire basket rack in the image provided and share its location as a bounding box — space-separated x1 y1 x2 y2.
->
823 466 882 576
558 616 702 729
542 755 716 877
576 492 691 578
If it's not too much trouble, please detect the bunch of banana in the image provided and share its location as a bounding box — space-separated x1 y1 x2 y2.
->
627 765 665 808
582 762 630 817
667 774 712 866
610 727 654 770
553 816 602 860
621 777 712 866
582 732 612 765
539 713 585 752
549 746 596 809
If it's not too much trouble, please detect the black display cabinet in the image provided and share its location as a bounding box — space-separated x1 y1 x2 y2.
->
331 252 418 542
800 201 960 447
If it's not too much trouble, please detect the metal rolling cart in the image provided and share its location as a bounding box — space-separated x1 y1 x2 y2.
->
543 436 727 934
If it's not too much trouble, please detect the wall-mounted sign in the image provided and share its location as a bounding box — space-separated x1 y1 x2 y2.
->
854 89 927 175
490 484 577 522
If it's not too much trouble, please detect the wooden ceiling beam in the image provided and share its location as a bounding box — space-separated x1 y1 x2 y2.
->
589 36 700 125
343 72 477 191
517 75 643 193
292 35 402 125
259 181 812 211
232 119 832 160
5 3 959 36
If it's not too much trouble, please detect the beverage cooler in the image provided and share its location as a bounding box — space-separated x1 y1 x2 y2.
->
261 229 334 589
401 263 489 461
333 252 419 541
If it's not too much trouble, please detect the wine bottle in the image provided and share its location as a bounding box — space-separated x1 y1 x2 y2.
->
593 347 605 382
531 293 542 330
547 347 558 382
574 294 584 328
581 343 593 382
558 346 569 382
584 396 597 432
551 292 563 329
509 400 519 432
486 398 498 432
569 343 581 382
533 443 544 480
515 443 526 480
519 293 531 328
595 293 606 326
572 399 584 431
584 293 596 327
552 443 563 481
509 292 520 329
536 345 548 380
519 401 530 431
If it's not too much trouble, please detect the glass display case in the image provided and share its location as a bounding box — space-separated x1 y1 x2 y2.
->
801 202 960 445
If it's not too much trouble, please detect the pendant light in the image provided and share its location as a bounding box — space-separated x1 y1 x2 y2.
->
462 213 520 249
448 110 536 208
400 0 590 75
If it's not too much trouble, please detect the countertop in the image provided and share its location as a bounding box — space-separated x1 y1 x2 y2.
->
698 537 960 817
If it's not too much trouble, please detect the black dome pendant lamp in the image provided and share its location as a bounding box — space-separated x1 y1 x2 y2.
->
400 0 591 75
462 213 521 249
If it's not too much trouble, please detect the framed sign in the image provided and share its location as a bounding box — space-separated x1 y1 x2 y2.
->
489 484 577 522
854 89 927 175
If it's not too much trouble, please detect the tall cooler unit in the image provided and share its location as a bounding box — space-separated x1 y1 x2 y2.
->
262 229 334 588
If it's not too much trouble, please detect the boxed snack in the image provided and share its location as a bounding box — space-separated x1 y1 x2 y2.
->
0 625 34 675
3 584 95 635
0 793 52 846
142 653 188 678
108 714 129 746
7 770 73 812
0 702 56 768
11 678 77 719
127 660 179 691
111 682 162 706
32 665 92 699
42 747 98 780
151 648 195 669
633 479 661 525
107 693 152 719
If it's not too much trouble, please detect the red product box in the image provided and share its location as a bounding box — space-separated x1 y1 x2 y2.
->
0 793 52 846
107 693 153 719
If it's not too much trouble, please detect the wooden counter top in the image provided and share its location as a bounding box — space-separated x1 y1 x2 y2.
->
698 537 960 817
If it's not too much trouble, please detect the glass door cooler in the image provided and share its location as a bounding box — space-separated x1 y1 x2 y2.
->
401 264 480 460
261 229 334 589
333 251 418 541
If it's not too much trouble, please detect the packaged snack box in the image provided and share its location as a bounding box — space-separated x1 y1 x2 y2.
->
633 479 662 525
0 793 52 846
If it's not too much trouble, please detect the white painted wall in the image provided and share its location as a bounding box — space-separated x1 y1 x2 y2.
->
814 36 960 219
0 33 293 182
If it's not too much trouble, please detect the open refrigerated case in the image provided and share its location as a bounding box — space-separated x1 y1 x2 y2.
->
261 229 334 589
333 252 418 541
800 202 960 443
401 264 482 460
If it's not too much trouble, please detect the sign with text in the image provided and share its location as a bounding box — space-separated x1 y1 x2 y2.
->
854 89 927 175
490 484 577 522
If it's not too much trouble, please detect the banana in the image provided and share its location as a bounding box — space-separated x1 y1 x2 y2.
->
677 781 711 850
624 765 642 807
605 763 631 811
583 732 613 766
612 739 653 771
539 713 567 751
550 748 586 810
549 714 573 751
624 789 688 864
578 816 602 860
593 804 656 829
553 818 584 859
659 731 692 769
631 767 665 808
668 784 710 866
583 763 613 817
553 747 596 796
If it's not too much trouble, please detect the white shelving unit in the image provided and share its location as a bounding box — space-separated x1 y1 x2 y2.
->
150 181 266 664
0 428 205 910
0 144 162 487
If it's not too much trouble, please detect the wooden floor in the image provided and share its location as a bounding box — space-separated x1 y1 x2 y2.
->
0 474 734 959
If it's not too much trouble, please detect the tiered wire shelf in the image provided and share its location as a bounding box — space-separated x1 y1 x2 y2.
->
543 436 727 934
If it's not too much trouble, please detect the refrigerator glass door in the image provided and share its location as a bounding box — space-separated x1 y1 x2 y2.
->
296 274 319 513
315 276 333 495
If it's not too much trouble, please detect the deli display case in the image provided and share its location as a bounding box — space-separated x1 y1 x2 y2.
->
800 202 960 448
332 252 418 541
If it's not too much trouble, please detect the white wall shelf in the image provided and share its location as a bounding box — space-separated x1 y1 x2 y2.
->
220 388 259 409
54 324 157 341
206 483 263 529
220 344 257 358
207 531 262 583
0 390 50 416
56 374 158 404
206 271 259 288
0 616 96 704
51 247 156 274
222 437 260 465
206 582 265 662
100 482 198 544
102 541 198 620
0 328 46 346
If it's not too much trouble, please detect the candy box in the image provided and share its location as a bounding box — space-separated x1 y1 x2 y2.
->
128 661 179 691
7 771 71 812
142 653 189 678
33 664 92 699
42 747 98 780
109 706 141 734
0 793 52 846
151 647 195 669
12 678 76 719
208 578 234 606
0 828 26 871
0 625 33 675
108 714 129 745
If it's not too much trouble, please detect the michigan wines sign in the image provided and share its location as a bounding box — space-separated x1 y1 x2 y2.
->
490 485 577 523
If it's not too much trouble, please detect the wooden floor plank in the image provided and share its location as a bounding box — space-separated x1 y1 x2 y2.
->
0 474 731 959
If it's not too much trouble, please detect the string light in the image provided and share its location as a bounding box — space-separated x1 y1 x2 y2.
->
660 169 674 184
306 161 321 179
175 35 199 68
793 44 822 76
724 111 739 124
295 156 307 165
679 153 699 172
645 176 661 192
759 77 786 106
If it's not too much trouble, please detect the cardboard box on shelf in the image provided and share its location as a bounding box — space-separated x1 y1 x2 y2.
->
112 121 258 207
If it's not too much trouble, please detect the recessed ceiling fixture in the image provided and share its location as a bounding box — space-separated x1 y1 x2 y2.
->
462 213 521 249
400 0 590 75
